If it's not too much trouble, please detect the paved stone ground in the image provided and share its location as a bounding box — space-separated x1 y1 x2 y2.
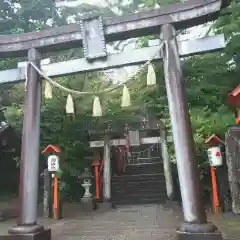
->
50 203 181 240
0 203 181 240
0 203 239 240
209 212 240 240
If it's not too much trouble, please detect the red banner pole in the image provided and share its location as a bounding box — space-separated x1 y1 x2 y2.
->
211 167 220 213
95 164 100 200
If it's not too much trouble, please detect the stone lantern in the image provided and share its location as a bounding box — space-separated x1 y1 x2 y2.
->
79 168 93 203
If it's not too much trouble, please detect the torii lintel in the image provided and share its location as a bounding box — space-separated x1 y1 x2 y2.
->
0 0 229 58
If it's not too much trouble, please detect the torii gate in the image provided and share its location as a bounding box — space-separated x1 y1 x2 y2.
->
89 119 174 202
0 0 229 239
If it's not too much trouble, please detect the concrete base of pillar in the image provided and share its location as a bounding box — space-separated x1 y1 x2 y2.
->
177 231 222 240
81 197 95 212
0 228 51 240
98 200 115 211
177 222 222 240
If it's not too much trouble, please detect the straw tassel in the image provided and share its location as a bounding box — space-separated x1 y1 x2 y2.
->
147 64 156 86
121 85 131 107
44 81 53 99
65 94 74 114
92 96 103 117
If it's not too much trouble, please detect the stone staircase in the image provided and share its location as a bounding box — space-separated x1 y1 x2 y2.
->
111 157 168 205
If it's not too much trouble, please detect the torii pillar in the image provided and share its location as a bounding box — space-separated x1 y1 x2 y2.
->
161 24 221 239
8 49 51 239
103 134 111 204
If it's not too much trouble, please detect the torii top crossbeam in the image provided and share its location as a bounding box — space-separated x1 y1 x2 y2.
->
0 0 229 57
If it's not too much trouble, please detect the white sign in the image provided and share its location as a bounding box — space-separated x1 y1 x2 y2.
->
207 146 223 167
47 155 59 172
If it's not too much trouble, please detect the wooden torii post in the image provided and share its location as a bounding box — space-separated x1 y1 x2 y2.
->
0 0 229 239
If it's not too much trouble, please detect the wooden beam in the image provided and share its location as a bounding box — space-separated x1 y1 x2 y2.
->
0 0 228 57
0 34 225 84
89 136 173 148
18 58 50 68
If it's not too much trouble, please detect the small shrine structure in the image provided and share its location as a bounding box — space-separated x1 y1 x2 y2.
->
88 114 174 204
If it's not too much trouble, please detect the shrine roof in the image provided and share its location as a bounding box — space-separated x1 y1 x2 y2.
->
229 86 240 97
205 134 224 145
41 144 61 153
228 86 240 105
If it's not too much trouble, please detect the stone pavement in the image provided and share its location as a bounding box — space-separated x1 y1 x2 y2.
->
50 203 181 240
209 212 240 240
0 203 239 240
0 203 181 240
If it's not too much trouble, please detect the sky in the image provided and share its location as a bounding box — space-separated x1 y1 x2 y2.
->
56 0 107 7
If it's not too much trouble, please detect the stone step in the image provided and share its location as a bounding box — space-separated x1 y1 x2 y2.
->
112 181 165 189
128 157 162 164
112 189 167 199
112 183 165 191
136 157 162 161
111 160 167 206
124 171 164 176
112 196 167 205
127 162 163 169
112 173 165 184
125 167 164 175
112 179 166 189
112 186 167 195
127 161 163 166
126 163 163 171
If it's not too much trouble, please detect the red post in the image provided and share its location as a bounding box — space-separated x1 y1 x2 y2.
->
211 167 219 213
53 175 59 219
92 160 100 200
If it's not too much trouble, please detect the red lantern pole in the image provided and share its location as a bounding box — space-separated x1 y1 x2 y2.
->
210 167 220 213
205 135 224 214
53 175 59 218
92 160 100 201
